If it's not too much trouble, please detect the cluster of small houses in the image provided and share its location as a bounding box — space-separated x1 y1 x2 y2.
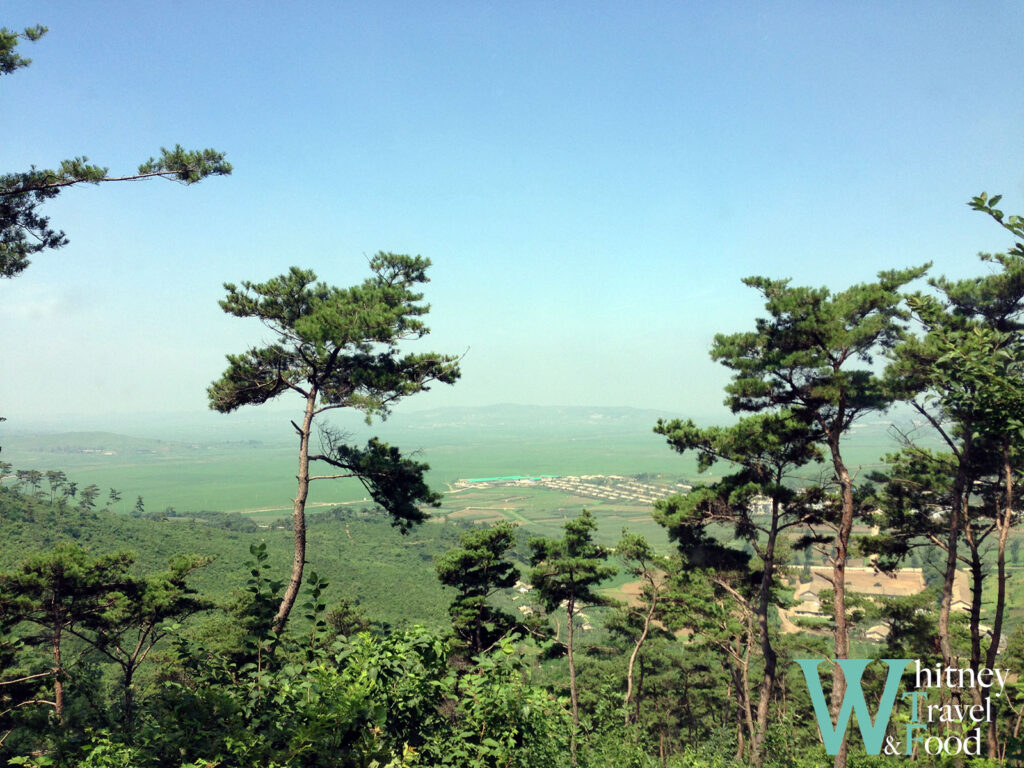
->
454 474 691 506
509 568 982 644
537 475 688 505
789 566 979 643
510 580 594 630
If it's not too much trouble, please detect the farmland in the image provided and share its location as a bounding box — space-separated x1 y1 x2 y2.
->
437 473 687 548
0 406 696 517
0 405 907 538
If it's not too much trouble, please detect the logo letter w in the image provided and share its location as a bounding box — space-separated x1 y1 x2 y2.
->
795 658 911 755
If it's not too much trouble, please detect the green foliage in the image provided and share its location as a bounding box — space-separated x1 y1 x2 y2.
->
325 598 371 639
96 618 572 768
875 192 1024 686
529 510 617 614
125 626 447 767
436 521 520 655
702 265 929 768
0 538 212 753
86 553 211 729
884 192 1024 448
656 411 820 477
239 541 284 670
324 437 442 533
860 447 955 568
0 488 463 632
208 256 460 420
711 266 927 426
301 570 330 658
78 483 100 512
0 540 135 648
874 588 940 659
652 485 752 570
0 25 47 76
654 410 823 580
530 509 616 765
421 635 573 768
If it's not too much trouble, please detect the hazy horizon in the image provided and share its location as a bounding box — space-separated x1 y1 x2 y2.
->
0 402 693 441
4 3 1023 429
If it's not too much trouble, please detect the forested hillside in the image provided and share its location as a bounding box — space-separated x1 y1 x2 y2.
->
0 489 468 632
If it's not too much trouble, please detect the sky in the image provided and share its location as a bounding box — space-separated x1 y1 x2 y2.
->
3 2 1024 432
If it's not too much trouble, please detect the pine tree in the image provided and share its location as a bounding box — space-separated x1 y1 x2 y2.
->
710 265 926 768
435 521 520 656
529 509 616 767
209 254 460 630
654 411 819 767
0 26 231 279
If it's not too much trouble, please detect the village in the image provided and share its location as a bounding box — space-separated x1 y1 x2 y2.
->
784 566 986 645
453 473 691 505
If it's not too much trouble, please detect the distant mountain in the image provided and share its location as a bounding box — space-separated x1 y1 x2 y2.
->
3 404 707 445
391 404 680 432
2 431 188 456
0 431 267 461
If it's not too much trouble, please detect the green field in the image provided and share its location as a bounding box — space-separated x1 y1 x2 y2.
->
0 410 702 516
438 484 674 549
0 406 904 537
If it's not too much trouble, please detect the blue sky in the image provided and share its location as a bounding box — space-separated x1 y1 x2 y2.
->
3 2 1024 430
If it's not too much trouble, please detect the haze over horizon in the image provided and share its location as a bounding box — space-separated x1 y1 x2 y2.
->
4 3 1024 428
0 402 687 441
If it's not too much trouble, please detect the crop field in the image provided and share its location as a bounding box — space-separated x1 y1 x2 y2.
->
435 483 676 550
0 409 902 539
0 424 701 518
0 435 371 516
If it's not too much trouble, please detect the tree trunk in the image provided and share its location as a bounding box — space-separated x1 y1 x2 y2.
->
624 583 657 726
51 625 63 722
963 533 988 741
987 441 1013 669
123 664 136 737
749 498 781 768
987 440 1014 758
829 438 854 768
733 669 746 764
567 597 579 768
938 444 971 679
965 527 985 678
727 674 740 761
728 644 753 762
274 392 316 632
634 658 643 735
740 633 756 752
962 518 991 749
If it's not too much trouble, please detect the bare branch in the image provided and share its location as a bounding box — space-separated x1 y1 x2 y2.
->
0 698 57 719
0 671 54 686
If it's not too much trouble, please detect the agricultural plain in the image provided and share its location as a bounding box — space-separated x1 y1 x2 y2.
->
1 405 904 545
